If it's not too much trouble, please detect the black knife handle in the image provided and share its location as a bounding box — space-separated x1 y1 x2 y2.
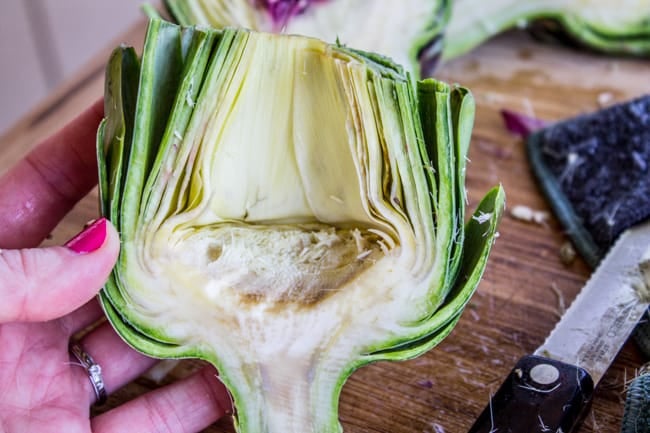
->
468 355 594 433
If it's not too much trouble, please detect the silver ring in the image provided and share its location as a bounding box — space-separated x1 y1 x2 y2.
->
70 342 107 405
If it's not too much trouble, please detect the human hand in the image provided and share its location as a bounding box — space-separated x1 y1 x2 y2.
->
0 101 232 433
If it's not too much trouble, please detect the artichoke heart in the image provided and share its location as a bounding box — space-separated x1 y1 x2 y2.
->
98 18 504 433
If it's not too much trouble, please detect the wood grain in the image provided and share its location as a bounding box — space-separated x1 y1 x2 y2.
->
1 21 648 433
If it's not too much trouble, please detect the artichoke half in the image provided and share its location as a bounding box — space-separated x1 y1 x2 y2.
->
162 0 449 76
443 0 650 60
98 18 504 433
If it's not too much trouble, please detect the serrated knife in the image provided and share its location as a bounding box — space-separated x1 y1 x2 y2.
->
468 218 650 433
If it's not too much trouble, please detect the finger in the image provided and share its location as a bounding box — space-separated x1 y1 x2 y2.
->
57 298 104 337
0 218 120 323
71 321 157 405
0 99 103 249
92 366 232 433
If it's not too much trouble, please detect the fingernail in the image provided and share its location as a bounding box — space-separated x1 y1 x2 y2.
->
65 218 108 254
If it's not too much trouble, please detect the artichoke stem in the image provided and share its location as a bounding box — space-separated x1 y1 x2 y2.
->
232 358 340 433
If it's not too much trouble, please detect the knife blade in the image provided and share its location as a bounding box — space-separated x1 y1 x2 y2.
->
468 218 650 433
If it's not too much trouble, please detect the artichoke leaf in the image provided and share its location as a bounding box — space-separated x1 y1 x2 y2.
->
99 45 140 224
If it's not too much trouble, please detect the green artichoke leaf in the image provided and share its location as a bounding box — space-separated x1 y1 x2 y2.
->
163 0 449 77
443 0 650 59
120 19 187 241
98 18 503 433
98 45 140 222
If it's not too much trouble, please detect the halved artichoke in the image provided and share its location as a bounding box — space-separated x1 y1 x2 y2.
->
443 0 650 59
162 0 449 76
98 18 504 433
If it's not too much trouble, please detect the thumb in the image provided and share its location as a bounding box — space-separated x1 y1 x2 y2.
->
0 218 120 323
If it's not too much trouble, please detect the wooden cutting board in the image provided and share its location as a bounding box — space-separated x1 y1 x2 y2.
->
1 15 649 433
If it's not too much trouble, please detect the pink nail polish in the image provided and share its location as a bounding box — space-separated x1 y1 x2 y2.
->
65 218 108 254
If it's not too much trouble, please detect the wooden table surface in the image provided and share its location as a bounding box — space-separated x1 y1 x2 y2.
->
1 16 649 433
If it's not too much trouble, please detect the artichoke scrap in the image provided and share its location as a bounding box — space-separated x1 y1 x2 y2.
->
98 18 504 433
163 0 449 76
443 0 650 60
